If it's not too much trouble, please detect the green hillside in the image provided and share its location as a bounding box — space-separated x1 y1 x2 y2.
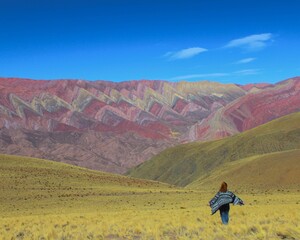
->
127 111 300 187
188 149 300 191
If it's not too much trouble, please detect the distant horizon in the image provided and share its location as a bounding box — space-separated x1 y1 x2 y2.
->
1 0 299 84
1 75 299 85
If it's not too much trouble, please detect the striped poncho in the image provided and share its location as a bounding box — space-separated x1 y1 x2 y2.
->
209 191 244 215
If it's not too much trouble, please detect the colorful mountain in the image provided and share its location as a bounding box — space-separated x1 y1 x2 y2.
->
0 77 299 173
188 78 300 141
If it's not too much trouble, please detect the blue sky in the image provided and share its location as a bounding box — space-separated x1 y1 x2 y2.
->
0 0 299 84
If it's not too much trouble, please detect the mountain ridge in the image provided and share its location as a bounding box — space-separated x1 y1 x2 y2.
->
0 77 299 173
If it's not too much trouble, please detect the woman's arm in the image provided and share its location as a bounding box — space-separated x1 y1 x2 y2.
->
209 192 219 206
232 193 244 205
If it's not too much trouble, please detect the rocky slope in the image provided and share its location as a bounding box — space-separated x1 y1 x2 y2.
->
189 78 300 141
0 77 299 173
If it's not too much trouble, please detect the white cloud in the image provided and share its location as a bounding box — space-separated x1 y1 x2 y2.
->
163 52 173 58
235 58 256 64
225 33 273 51
164 47 207 60
234 69 260 75
169 73 229 81
169 69 260 81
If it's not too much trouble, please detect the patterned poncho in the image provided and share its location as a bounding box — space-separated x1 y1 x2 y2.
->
209 191 244 215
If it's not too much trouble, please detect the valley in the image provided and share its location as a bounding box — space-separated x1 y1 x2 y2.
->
0 78 299 239
2 1 300 239
0 154 299 239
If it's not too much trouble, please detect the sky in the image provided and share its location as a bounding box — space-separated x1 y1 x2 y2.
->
0 0 300 84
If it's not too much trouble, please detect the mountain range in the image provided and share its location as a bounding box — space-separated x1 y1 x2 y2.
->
0 77 299 173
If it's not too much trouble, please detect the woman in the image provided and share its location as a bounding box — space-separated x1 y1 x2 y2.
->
209 182 244 225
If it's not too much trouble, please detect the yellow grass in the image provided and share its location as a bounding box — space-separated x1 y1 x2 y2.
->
0 192 299 240
1 154 300 239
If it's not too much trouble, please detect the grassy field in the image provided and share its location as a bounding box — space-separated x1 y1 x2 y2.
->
1 154 300 239
127 112 300 187
1 193 300 240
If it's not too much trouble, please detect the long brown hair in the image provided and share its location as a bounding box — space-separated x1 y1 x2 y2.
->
219 182 228 192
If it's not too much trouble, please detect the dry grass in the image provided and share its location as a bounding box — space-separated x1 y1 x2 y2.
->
0 192 299 240
1 154 299 239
